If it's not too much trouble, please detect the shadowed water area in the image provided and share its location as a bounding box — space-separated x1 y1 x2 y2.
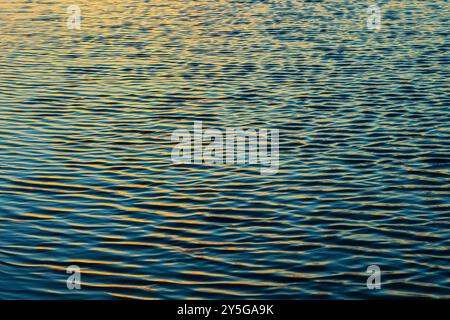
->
0 0 449 299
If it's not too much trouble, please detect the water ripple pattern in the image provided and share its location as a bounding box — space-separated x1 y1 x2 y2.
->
0 0 449 299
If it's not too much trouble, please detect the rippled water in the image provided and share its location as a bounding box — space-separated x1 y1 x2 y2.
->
0 0 449 299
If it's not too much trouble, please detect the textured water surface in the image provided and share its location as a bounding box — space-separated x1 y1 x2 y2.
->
0 0 449 299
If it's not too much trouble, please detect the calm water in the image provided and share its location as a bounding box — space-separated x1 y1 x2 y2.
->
0 0 449 299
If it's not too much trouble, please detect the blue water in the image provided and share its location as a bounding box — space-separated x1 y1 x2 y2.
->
0 0 449 299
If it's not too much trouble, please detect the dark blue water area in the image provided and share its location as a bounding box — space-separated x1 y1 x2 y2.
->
0 0 449 299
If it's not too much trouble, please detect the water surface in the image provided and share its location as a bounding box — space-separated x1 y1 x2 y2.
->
0 0 449 299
